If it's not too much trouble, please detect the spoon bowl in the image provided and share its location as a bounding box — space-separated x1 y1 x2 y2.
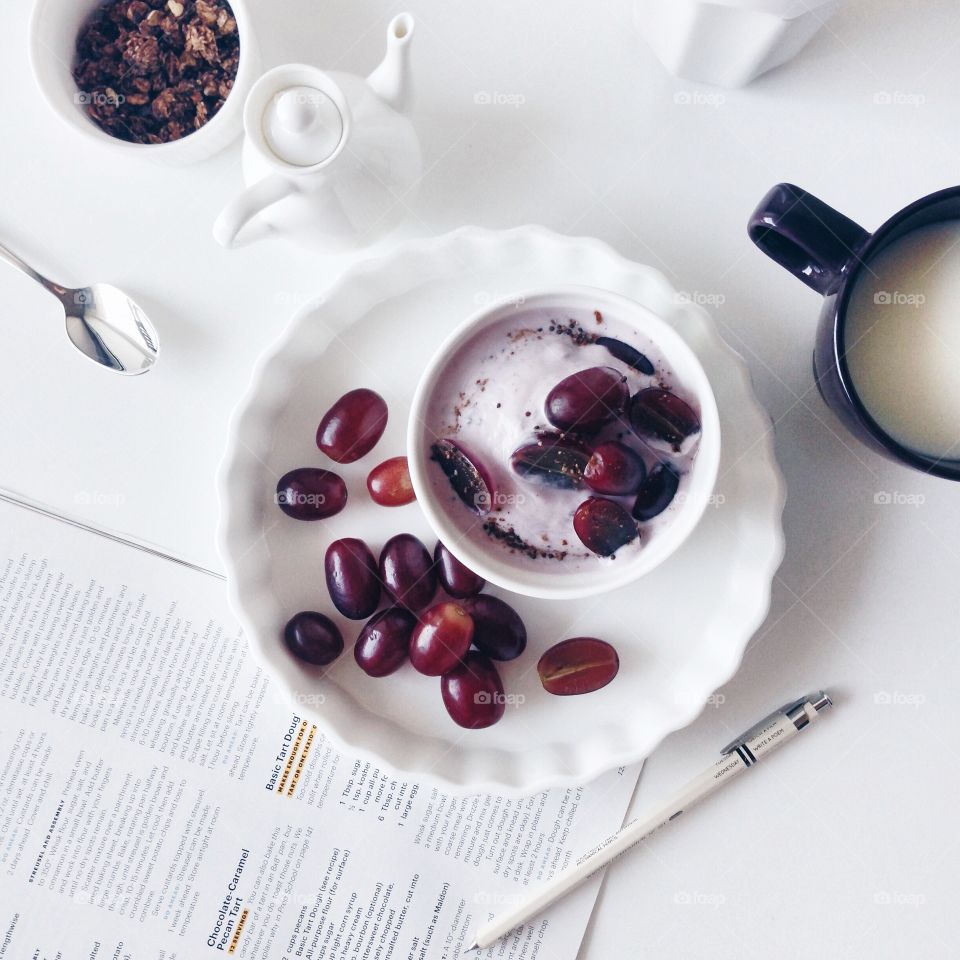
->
64 283 159 375
0 242 159 375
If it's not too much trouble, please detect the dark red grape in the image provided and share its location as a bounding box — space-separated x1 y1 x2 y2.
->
316 388 388 463
628 388 700 450
429 439 496 514
324 538 381 620
409 602 474 676
632 462 680 521
276 468 347 520
461 594 527 661
583 441 646 495
434 542 485 598
510 433 590 489
596 336 655 375
354 607 416 677
440 651 506 729
378 533 437 611
538 638 619 696
367 456 415 507
544 366 628 433
573 497 639 556
283 611 343 666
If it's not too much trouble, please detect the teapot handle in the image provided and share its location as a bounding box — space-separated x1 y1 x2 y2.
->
213 175 295 248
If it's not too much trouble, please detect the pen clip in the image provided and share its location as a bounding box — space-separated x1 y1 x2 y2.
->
719 697 807 756
719 691 831 756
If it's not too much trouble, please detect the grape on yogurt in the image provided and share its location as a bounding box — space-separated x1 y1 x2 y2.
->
544 366 628 434
583 441 646 495
573 497 639 557
632 461 680 521
429 439 497 515
510 433 590 489
595 336 655 375
628 388 700 450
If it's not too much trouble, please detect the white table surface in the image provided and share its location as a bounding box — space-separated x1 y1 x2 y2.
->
3 0 959 956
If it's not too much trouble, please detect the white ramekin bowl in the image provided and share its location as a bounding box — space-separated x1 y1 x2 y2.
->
407 286 722 601
29 0 259 164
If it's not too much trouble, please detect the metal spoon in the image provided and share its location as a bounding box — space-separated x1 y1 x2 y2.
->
0 241 159 375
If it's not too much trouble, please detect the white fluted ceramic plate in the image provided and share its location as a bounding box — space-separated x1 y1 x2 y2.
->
219 226 785 796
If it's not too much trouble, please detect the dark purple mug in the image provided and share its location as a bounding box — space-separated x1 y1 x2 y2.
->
748 182 960 481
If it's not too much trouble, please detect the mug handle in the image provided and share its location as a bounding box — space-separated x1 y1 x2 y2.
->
748 183 871 296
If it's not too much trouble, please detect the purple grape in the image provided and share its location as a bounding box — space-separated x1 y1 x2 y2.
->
544 366 628 434
461 595 527 661
378 534 437 611
583 441 646 495
573 497 639 557
628 388 700 450
283 611 344 666
354 607 416 677
409 602 474 676
276 468 348 520
632 462 680 521
316 388 388 464
430 439 496 515
325 538 381 620
434 542 485 598
440 651 505 729
510 433 590 489
596 336 655 375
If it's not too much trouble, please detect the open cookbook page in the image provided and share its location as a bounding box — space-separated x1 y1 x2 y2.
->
0 495 641 960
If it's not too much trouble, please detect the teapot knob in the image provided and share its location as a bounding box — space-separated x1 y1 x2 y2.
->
276 90 318 134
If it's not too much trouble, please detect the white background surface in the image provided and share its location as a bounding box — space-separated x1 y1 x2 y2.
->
3 0 959 956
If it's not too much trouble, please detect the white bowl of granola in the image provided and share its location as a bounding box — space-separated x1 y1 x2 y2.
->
30 0 259 164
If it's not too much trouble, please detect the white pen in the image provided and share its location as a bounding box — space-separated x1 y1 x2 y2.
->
465 690 833 953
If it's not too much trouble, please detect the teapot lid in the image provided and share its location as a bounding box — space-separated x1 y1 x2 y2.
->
263 85 344 167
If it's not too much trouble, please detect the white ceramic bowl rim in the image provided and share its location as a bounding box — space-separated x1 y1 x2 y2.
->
28 0 256 155
406 285 722 601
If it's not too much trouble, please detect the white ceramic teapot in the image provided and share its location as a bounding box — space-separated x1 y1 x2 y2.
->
214 13 420 250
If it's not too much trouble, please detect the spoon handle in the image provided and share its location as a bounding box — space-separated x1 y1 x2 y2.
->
0 241 67 300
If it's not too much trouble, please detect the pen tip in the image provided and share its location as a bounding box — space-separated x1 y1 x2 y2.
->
463 942 479 954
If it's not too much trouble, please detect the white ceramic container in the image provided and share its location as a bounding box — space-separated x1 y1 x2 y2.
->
406 286 722 601
213 14 421 251
30 0 260 164
634 0 842 87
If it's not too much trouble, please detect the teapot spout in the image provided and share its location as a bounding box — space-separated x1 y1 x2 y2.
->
367 13 415 112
